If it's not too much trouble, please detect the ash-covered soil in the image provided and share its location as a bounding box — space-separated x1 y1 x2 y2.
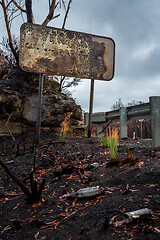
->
0 132 160 240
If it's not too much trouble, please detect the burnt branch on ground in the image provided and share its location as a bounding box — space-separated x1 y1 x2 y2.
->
0 159 45 203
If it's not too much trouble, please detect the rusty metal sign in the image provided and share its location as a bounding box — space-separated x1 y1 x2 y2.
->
19 23 115 81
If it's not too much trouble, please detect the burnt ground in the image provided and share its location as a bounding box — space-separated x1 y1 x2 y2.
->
0 131 160 240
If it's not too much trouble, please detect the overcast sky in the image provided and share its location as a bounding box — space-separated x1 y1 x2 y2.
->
1 0 160 112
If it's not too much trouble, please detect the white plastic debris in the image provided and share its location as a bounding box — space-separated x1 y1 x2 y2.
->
133 132 136 140
64 186 101 198
90 162 99 168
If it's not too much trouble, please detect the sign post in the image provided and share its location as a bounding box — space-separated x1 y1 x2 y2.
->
19 23 115 143
36 73 43 145
88 79 94 137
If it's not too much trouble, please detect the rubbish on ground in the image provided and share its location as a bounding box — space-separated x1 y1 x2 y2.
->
64 186 101 198
124 208 151 223
5 160 14 164
90 162 99 168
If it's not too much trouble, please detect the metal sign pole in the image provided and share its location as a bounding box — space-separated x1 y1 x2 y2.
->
88 79 94 138
36 73 44 145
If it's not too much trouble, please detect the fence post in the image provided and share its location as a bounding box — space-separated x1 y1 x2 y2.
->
84 112 89 125
36 73 43 145
150 96 160 147
120 107 127 139
96 124 102 137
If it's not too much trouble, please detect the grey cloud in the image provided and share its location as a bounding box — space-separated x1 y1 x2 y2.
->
1 0 160 111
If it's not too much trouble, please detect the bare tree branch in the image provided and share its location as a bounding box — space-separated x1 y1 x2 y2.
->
58 76 65 92
12 0 26 13
0 159 32 198
9 12 21 24
20 9 25 22
42 0 56 26
51 13 60 20
6 0 12 9
0 159 45 202
60 0 66 11
62 0 72 29
1 0 19 63
3 106 16 143
55 2 59 10
63 78 81 89
62 0 66 11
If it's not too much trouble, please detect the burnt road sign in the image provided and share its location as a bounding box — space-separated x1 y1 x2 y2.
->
19 23 115 81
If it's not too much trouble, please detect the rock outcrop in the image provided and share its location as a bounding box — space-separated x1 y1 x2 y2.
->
0 74 82 134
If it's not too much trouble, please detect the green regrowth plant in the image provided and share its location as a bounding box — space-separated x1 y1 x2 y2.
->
101 135 108 147
61 131 66 142
108 137 118 161
101 126 119 160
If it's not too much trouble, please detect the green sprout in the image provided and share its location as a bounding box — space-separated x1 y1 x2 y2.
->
61 131 66 142
101 126 119 161
108 137 118 161
101 135 108 148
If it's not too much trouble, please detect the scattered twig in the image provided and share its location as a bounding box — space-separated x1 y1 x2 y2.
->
99 117 116 135
122 184 131 194
76 168 84 183
3 106 15 144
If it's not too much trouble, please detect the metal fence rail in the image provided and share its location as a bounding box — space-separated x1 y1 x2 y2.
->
84 96 160 147
127 103 150 121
